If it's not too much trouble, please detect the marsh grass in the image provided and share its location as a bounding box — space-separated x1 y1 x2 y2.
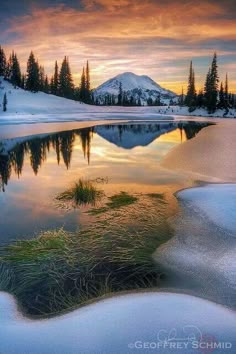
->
0 206 172 316
56 179 104 207
89 191 138 215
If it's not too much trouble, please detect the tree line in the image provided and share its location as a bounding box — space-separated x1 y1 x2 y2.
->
0 45 92 103
183 53 236 113
0 45 235 111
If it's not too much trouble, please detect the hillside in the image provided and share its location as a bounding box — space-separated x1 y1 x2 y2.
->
0 77 93 115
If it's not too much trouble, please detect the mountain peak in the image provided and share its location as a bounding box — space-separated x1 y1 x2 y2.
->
94 72 177 105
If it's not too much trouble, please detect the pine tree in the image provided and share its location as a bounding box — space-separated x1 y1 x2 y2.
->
179 87 184 106
59 56 74 98
5 53 13 81
185 61 196 110
39 65 45 91
218 82 225 109
205 52 219 113
44 75 49 93
50 76 54 94
11 52 21 87
196 89 204 108
21 74 26 89
118 82 123 105
3 93 7 111
0 46 6 76
204 68 211 109
85 60 91 103
53 60 59 95
79 67 86 102
26 51 40 92
225 73 229 107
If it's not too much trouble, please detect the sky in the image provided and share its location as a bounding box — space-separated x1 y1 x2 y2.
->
0 0 236 93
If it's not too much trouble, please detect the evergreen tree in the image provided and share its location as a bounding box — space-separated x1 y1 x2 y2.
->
225 73 229 107
147 97 153 106
210 52 219 113
21 74 26 89
196 89 204 108
155 94 161 106
205 52 219 113
85 60 91 103
218 82 225 109
5 53 13 81
179 87 184 106
11 52 21 87
50 76 54 94
204 68 211 108
118 82 123 105
79 67 86 102
185 60 196 110
39 65 45 91
26 51 40 92
59 56 74 98
44 75 49 93
0 46 6 76
52 60 59 95
3 93 7 111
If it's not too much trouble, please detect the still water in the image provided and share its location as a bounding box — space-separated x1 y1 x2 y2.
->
0 121 210 244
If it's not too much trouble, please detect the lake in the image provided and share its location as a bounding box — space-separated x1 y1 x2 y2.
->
0 120 210 244
3 119 230 317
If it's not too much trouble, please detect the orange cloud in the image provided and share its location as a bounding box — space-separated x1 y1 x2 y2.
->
2 1 236 93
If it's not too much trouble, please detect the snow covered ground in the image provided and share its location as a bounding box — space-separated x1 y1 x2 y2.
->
162 120 236 182
178 184 236 233
154 184 236 309
0 291 235 354
0 78 235 126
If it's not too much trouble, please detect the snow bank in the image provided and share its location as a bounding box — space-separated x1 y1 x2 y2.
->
154 184 236 309
177 184 236 233
162 121 236 182
0 291 235 354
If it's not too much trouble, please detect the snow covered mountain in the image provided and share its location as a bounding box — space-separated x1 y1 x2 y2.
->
93 72 177 105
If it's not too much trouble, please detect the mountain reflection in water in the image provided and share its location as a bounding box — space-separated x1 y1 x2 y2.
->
0 121 210 192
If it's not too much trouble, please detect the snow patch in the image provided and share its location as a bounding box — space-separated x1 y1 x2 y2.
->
0 291 235 353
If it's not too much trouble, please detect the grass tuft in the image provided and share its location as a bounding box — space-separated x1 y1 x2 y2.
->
0 192 172 316
56 179 104 207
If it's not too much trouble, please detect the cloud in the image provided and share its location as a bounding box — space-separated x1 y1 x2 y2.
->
1 0 236 93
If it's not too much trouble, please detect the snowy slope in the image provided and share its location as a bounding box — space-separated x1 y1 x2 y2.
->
93 72 177 105
0 77 175 124
0 77 94 115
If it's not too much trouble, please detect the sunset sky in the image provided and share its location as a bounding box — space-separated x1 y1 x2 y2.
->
0 0 236 93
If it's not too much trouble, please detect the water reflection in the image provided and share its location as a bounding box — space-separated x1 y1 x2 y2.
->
0 122 210 191
0 121 212 242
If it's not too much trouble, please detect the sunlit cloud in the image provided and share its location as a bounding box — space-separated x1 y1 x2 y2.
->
0 0 236 93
